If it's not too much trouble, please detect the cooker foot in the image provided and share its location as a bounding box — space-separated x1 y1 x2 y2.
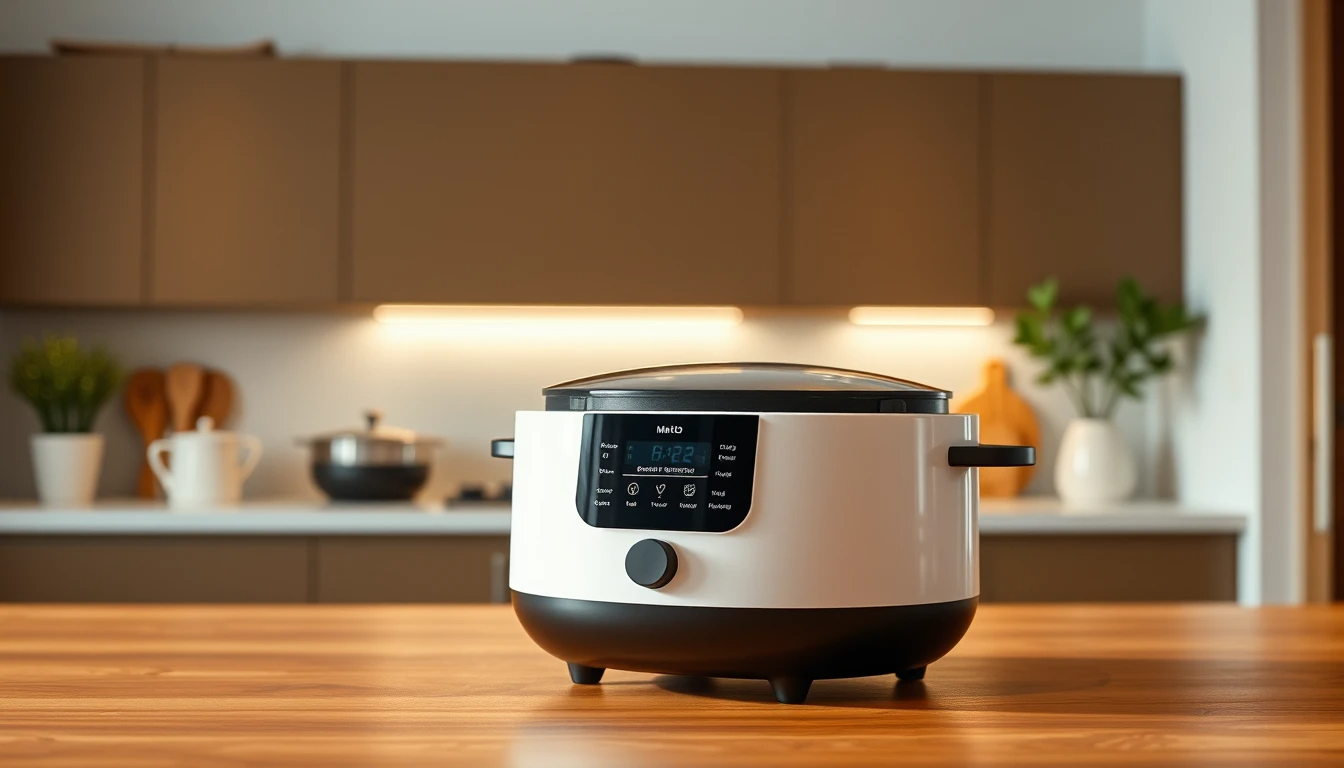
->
769 677 813 704
896 666 927 682
567 662 605 685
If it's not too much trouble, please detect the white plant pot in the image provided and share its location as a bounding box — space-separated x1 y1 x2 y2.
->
1054 418 1137 507
31 433 104 507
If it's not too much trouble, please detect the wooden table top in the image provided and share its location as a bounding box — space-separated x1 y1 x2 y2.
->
1 604 1341 767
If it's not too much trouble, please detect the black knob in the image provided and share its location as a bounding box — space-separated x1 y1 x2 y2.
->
625 539 678 589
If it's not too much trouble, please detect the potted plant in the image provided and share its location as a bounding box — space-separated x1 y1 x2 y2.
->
1013 278 1201 505
8 335 122 506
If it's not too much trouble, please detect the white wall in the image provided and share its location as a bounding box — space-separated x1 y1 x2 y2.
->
1256 0 1304 604
0 311 1157 505
0 0 1145 68
1141 0 1303 604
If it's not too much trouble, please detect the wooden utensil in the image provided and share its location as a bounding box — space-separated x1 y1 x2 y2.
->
196 369 235 428
124 368 168 499
165 363 205 433
956 359 1041 497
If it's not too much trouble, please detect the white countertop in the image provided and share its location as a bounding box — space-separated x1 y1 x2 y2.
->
980 498 1246 534
0 498 1245 536
0 501 514 535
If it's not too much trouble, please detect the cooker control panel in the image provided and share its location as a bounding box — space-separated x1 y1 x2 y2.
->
575 414 758 532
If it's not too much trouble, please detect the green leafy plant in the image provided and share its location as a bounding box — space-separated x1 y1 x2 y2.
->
8 335 123 433
1013 278 1202 419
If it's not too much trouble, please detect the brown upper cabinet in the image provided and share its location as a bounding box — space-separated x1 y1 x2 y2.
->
0 56 145 305
351 62 783 305
787 71 982 306
986 73 1183 307
0 58 1184 312
152 59 342 305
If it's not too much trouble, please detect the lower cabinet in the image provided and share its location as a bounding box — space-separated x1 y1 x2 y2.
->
0 533 1235 603
315 537 510 603
0 535 510 604
980 534 1238 602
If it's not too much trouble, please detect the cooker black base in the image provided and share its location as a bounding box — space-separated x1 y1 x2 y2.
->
513 592 977 704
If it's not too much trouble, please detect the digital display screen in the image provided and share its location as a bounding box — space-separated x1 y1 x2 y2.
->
623 441 710 471
577 413 758 533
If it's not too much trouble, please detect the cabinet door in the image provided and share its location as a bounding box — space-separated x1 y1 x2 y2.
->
352 63 782 305
0 536 309 603
0 57 144 305
153 59 341 304
987 74 1182 307
787 71 982 306
315 536 510 603
980 534 1236 602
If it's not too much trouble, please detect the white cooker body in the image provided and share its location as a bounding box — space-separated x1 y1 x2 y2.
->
509 410 981 610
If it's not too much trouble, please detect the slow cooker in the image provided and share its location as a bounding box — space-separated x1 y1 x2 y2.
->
490 362 1033 704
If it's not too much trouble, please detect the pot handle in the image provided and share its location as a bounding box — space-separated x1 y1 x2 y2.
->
491 439 515 460
948 444 1036 467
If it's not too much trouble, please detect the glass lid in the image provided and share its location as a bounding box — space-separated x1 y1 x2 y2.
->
544 362 950 414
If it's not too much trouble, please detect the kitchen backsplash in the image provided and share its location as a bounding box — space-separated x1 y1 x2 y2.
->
0 309 1173 502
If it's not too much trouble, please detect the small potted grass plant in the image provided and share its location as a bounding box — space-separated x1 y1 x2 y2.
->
9 335 122 506
1014 278 1201 504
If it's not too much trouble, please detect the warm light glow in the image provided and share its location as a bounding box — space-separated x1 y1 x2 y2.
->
848 306 996 327
373 305 744 340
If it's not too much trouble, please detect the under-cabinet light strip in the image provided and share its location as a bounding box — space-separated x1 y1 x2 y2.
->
373 305 744 338
848 306 996 327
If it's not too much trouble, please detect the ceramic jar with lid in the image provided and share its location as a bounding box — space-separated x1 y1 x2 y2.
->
148 417 262 510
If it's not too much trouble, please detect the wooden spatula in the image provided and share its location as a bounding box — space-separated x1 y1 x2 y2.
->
196 369 235 428
165 362 205 433
124 368 167 498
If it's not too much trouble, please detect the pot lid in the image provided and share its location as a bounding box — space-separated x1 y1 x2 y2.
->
302 410 443 447
543 362 951 413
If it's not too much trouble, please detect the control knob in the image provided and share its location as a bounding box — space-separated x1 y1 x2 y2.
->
625 539 678 589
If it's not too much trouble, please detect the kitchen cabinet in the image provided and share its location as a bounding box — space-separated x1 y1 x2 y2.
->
351 62 783 305
786 71 982 305
986 73 1183 307
0 535 508 603
0 536 309 603
0 58 1186 311
0 531 1233 603
0 56 145 305
979 533 1237 602
315 536 509 603
152 59 342 305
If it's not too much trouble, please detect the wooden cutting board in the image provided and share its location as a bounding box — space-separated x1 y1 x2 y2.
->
956 359 1040 497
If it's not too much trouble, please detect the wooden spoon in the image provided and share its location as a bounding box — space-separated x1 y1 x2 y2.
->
165 362 205 433
196 369 235 428
124 368 167 498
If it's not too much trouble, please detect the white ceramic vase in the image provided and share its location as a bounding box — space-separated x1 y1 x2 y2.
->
1054 418 1136 506
31 433 104 507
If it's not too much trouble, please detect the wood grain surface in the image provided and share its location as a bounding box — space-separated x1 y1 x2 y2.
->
0 604 1341 767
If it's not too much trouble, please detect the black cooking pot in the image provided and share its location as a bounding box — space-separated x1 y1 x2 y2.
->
299 410 443 501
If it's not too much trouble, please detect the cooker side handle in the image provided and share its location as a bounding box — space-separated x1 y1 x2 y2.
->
947 444 1036 467
490 438 515 460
